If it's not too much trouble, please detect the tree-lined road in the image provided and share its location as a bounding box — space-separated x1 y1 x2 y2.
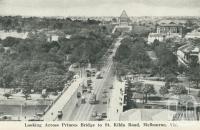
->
59 37 124 121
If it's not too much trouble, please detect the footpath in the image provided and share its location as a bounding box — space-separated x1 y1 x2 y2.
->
108 77 125 121
42 78 83 121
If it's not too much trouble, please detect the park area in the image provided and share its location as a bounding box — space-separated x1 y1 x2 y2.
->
0 88 58 120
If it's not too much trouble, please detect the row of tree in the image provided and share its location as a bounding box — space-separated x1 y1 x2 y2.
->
151 40 179 77
0 17 114 94
114 37 153 76
0 16 103 34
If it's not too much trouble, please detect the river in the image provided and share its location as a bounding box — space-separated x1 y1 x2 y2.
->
0 105 47 120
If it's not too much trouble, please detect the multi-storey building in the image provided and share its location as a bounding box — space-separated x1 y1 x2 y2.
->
156 23 183 35
185 28 200 39
112 10 132 33
119 10 130 26
147 22 183 44
177 43 200 66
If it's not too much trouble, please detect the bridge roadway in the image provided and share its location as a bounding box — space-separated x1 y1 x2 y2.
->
42 78 83 121
60 37 123 121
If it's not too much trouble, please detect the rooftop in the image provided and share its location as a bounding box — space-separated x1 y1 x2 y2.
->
120 10 129 18
157 21 182 27
178 42 200 54
0 30 28 40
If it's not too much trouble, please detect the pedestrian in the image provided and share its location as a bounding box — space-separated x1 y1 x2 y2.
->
51 112 53 116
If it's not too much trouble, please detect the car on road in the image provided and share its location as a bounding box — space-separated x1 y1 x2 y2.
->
81 96 86 104
0 115 12 121
57 111 63 119
102 88 108 93
36 112 44 117
77 92 81 98
91 69 96 77
102 99 108 104
87 73 91 77
95 113 102 121
89 93 97 104
96 71 103 79
87 79 92 86
102 93 107 98
87 88 92 93
102 112 107 118
82 85 87 93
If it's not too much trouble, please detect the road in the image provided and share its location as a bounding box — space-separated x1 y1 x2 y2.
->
107 77 125 121
42 78 83 121
60 37 123 121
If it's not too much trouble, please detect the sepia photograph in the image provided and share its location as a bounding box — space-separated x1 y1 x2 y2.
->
0 0 200 123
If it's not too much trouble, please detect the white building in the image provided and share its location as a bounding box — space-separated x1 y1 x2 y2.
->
65 34 71 39
0 30 28 40
47 35 59 42
147 22 182 44
177 43 200 66
185 29 200 39
112 10 132 34
147 33 165 44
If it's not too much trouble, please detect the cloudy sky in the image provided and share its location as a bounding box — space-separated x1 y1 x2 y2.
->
0 0 199 16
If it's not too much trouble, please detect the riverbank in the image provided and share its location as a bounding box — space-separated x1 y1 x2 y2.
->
0 88 57 106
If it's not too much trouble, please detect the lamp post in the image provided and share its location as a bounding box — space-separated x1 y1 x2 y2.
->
19 103 23 121
188 81 191 95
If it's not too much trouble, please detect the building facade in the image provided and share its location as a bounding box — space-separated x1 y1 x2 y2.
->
119 10 130 26
147 22 183 44
185 29 200 39
157 24 183 35
177 44 200 66
112 10 132 33
147 33 165 44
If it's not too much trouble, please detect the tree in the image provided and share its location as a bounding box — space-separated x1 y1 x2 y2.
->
0 59 14 88
0 16 113 96
154 43 178 76
41 93 49 100
165 73 178 86
0 46 5 53
41 92 49 105
114 37 152 76
21 73 32 93
143 84 156 103
172 85 187 95
126 80 134 109
165 82 171 89
3 93 12 99
159 86 169 96
23 93 31 100
133 82 143 93
23 89 31 100
197 91 200 98
151 39 160 49
188 66 200 89
178 65 187 74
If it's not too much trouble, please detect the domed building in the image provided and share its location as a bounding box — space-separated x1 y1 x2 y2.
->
119 10 130 26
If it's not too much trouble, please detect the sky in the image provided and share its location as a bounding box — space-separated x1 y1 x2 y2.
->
0 0 200 17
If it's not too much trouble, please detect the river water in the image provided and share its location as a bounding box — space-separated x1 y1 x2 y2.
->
0 105 47 120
